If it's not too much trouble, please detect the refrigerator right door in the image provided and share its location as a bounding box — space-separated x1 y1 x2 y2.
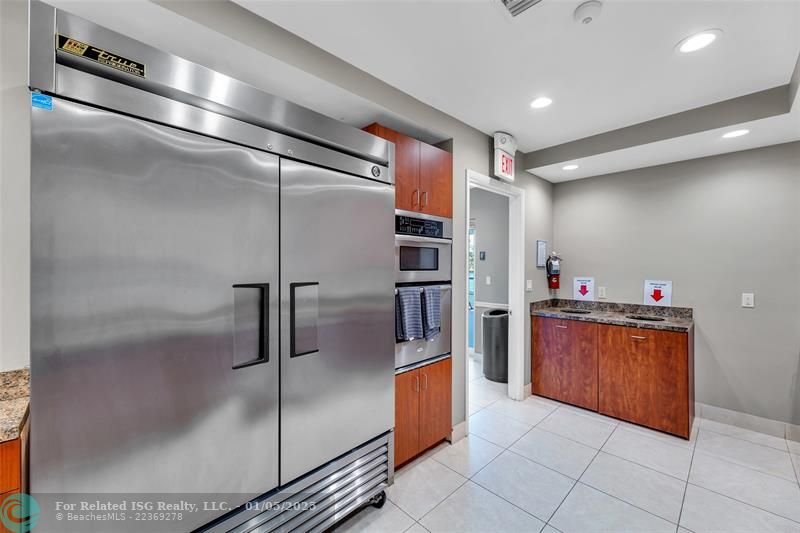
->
280 159 395 484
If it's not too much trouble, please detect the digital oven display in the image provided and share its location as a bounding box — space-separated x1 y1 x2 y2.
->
395 216 444 238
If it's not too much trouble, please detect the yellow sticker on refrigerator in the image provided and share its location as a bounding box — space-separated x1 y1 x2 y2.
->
56 34 146 78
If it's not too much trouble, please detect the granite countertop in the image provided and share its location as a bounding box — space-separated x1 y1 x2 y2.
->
531 299 693 333
0 368 30 442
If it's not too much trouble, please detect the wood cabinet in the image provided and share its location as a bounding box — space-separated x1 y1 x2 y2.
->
363 123 452 218
394 357 452 467
531 316 694 438
598 324 694 438
0 438 21 494
394 369 421 467
532 317 598 411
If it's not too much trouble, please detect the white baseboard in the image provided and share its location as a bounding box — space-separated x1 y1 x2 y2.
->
697 402 798 442
450 421 467 443
523 382 532 399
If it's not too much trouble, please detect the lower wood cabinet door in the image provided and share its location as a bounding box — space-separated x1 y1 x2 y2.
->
419 358 452 450
532 317 598 410
394 369 420 467
598 324 691 438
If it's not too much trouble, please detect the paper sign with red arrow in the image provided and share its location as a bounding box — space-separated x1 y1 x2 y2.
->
574 277 594 301
644 280 672 306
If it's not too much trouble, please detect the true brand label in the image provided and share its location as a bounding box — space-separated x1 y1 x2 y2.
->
57 34 146 78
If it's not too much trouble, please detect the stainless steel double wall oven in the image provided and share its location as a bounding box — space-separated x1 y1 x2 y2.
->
29 2 396 531
394 211 453 369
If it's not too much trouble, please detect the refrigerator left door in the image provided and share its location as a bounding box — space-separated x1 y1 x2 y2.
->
30 97 280 531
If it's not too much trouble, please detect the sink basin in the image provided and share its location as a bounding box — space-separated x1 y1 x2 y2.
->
626 315 665 322
561 309 591 314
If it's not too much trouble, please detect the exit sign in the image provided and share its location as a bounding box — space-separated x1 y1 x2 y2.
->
494 149 515 182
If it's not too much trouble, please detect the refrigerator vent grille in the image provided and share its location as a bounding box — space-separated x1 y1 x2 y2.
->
205 433 392 533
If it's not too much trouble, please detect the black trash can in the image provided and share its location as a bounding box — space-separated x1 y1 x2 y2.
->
482 309 509 383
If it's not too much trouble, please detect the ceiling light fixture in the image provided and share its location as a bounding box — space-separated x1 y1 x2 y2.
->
530 97 552 109
562 164 579 170
722 129 749 139
676 29 722 53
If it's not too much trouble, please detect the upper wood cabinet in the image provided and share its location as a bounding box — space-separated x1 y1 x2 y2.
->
394 357 452 468
363 123 452 218
598 324 694 438
532 316 598 411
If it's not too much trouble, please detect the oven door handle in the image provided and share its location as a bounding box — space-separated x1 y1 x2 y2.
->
395 235 452 245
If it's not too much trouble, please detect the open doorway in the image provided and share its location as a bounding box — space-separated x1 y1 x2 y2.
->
468 189 510 412
464 169 526 435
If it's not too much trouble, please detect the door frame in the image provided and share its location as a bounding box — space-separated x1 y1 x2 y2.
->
464 169 526 419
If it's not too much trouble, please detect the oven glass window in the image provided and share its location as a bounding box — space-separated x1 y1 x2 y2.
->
399 246 439 271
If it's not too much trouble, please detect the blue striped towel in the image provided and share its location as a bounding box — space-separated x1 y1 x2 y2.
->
422 286 441 341
396 287 424 341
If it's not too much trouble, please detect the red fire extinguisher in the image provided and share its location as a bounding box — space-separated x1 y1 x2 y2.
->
546 252 562 290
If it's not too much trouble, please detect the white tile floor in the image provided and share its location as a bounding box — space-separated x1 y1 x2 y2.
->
335 357 800 532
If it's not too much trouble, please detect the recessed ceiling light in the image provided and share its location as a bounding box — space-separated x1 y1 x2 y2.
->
562 164 579 170
530 97 553 109
676 29 722 53
722 129 749 139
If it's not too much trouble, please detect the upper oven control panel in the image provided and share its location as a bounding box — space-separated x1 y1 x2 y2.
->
396 216 443 238
395 210 453 239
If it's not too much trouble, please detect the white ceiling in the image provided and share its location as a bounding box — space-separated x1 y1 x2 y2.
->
530 110 800 182
236 0 800 153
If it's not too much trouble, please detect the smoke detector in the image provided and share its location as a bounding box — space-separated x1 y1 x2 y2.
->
500 0 544 17
574 0 602 24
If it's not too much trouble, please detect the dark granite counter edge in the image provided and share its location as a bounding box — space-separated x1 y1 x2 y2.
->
531 308 693 333
530 298 693 319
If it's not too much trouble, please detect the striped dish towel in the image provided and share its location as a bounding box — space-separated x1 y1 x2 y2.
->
422 286 441 341
396 287 424 341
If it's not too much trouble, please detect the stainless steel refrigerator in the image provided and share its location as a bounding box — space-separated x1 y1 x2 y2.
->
28 3 395 531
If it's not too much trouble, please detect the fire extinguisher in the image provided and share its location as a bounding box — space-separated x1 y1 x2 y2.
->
546 252 562 290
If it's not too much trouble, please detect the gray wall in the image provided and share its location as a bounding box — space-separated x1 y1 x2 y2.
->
471 188 509 304
519 163 555 386
0 0 30 372
552 142 800 425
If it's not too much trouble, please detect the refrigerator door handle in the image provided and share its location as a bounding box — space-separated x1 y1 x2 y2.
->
290 282 320 358
232 283 270 368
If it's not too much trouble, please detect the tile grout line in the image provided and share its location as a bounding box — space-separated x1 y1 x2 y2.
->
691 446 798 483
543 415 619 527
700 423 791 452
675 423 699 531
683 480 800 526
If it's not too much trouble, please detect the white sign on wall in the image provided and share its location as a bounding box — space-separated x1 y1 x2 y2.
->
573 277 595 301
644 280 673 306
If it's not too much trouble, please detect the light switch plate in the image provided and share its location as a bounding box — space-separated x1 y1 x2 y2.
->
598 286 607 299
742 293 755 308
485 276 492 286
526 280 533 292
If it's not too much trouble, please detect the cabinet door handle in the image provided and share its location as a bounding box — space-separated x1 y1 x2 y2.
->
422 372 428 391
555 325 568 329
412 189 420 206
413 374 420 392
631 335 648 341
421 191 429 207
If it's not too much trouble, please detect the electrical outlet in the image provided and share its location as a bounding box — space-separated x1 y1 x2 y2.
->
485 276 492 286
526 280 533 292
598 286 607 299
742 293 755 308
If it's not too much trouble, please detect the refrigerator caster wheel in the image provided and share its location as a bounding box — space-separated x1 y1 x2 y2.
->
371 491 386 509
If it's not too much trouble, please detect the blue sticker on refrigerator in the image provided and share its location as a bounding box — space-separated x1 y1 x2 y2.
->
31 93 53 110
